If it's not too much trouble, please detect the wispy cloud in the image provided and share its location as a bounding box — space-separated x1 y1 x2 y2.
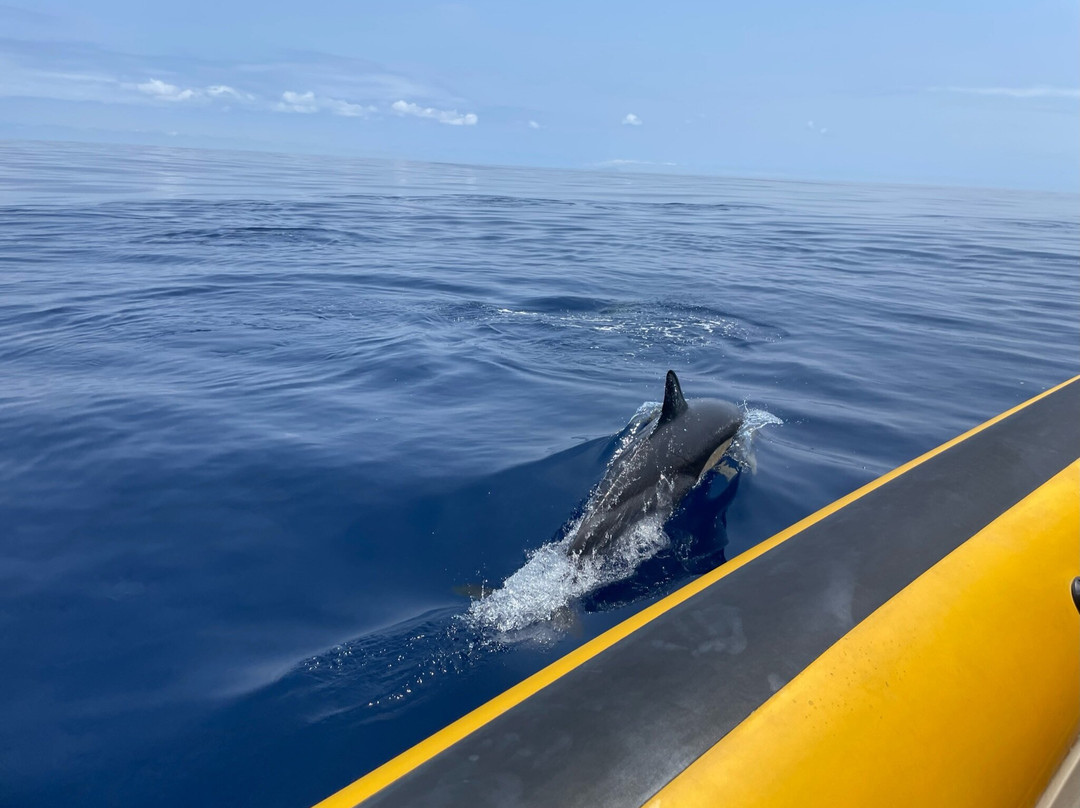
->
0 62 242 108
235 53 448 105
621 112 642 126
391 99 477 125
806 119 828 135
327 98 375 117
0 39 472 120
207 84 254 102
134 77 257 105
275 89 375 117
2 56 476 126
136 78 198 101
528 119 540 130
933 86 1080 99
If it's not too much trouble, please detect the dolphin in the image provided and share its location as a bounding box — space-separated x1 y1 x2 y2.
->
567 370 743 559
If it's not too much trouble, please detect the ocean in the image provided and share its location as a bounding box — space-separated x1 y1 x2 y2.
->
0 139 1076 806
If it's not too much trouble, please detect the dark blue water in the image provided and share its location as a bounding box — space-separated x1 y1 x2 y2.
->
1 140 1077 807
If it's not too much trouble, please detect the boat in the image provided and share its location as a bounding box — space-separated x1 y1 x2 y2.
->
316 375 1080 808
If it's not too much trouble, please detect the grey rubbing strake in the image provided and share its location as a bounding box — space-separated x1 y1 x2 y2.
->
568 370 744 558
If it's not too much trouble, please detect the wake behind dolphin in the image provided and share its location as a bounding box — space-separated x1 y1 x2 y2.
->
467 371 779 635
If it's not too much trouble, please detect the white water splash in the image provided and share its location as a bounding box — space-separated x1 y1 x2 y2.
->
465 512 670 634
465 404 782 636
729 407 783 474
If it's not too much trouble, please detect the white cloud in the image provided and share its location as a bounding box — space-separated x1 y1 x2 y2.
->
622 113 642 126
934 86 1080 99
136 78 198 102
276 90 319 113
806 120 828 135
528 120 541 129
326 97 375 117
391 99 477 126
276 90 375 117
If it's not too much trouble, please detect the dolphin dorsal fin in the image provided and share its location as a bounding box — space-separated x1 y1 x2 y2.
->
659 370 688 425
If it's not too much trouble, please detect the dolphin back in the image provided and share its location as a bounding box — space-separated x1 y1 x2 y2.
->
568 370 743 559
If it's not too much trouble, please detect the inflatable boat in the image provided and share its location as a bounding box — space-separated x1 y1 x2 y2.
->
316 375 1080 808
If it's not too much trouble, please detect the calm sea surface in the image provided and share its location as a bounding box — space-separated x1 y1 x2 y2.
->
1 140 1077 806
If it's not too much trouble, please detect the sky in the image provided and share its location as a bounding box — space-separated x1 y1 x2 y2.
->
1 0 1078 191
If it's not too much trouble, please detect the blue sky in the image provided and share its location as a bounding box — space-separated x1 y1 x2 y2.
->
1 0 1077 190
